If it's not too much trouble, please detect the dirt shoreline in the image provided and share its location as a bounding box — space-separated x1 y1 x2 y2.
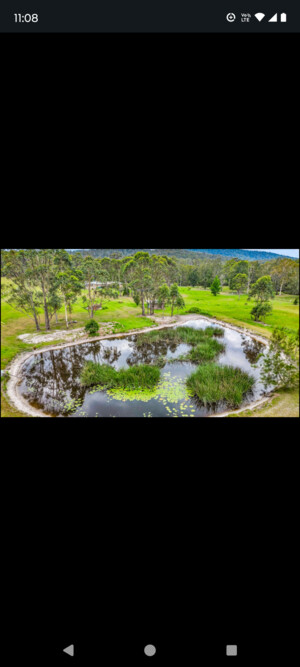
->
5 314 271 418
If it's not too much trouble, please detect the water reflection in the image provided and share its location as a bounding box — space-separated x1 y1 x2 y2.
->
241 336 264 364
19 319 270 418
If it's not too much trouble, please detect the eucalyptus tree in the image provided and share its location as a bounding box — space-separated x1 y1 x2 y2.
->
157 284 170 315
1 249 42 331
271 258 296 296
169 284 185 316
250 276 275 322
250 276 275 303
147 255 170 315
81 256 116 318
124 252 152 316
48 291 63 325
54 250 84 328
25 249 56 330
231 273 248 298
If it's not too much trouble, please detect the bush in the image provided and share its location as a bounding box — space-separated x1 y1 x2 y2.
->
185 307 213 317
186 306 202 314
123 286 130 296
186 364 255 408
251 303 273 322
84 319 100 336
293 298 298 305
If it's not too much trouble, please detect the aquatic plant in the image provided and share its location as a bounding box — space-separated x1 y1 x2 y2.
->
136 326 224 348
80 361 160 390
186 364 255 409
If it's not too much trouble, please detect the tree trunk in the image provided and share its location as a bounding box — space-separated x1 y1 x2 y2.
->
64 299 69 329
33 310 41 331
29 294 40 331
42 289 50 330
171 302 174 316
141 293 145 316
55 312 58 325
279 280 284 297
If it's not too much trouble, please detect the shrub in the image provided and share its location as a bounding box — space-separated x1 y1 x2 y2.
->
84 319 100 336
293 298 298 305
251 303 273 322
186 364 255 408
211 276 222 296
186 306 201 314
185 307 213 317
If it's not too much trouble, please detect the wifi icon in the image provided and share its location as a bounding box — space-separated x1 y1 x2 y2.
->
255 12 265 21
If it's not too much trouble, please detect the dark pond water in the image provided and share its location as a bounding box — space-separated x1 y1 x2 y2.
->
19 319 270 418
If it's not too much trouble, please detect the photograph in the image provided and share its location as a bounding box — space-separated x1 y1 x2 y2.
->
1 248 299 419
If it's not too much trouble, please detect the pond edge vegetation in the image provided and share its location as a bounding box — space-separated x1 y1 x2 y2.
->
78 325 257 411
4 315 275 419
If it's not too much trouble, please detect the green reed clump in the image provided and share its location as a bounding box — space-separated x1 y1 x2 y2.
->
186 364 255 409
136 326 224 347
80 361 160 390
80 362 118 388
188 339 225 363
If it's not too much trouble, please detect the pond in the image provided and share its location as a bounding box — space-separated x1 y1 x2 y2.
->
19 319 270 418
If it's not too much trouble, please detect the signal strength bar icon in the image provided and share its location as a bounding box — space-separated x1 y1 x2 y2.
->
268 12 287 22
255 13 265 21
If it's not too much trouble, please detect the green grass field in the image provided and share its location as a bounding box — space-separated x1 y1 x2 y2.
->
1 284 299 417
177 288 299 337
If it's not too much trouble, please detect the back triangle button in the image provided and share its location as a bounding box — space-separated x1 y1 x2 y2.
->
63 645 74 657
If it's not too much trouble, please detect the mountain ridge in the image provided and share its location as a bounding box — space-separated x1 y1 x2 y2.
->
187 249 296 261
66 249 297 262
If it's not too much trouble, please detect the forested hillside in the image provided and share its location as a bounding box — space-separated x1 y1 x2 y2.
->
67 249 296 262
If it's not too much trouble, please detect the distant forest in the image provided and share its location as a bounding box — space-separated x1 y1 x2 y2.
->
67 249 296 262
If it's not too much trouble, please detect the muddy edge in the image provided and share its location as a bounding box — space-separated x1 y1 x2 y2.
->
5 315 271 418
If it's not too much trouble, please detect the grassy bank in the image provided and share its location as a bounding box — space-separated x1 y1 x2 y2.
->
229 388 299 418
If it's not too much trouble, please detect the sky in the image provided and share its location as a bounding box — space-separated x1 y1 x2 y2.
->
246 249 299 258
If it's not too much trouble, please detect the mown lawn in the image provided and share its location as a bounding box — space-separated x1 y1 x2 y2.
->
177 288 299 338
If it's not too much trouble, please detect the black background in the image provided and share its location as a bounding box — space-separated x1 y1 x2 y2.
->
2 237 298 665
1 18 299 663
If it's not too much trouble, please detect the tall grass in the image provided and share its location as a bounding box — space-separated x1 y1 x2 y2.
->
188 339 225 363
137 326 225 364
186 364 255 408
136 326 224 347
80 362 160 389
